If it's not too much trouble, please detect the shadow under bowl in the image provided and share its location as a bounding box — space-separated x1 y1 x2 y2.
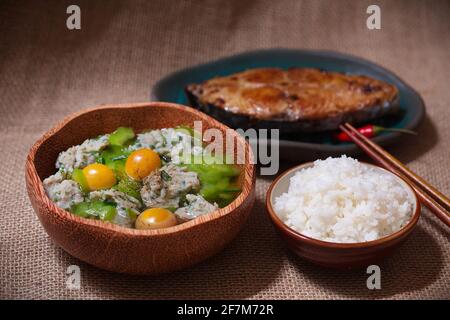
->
25 102 256 275
266 162 421 269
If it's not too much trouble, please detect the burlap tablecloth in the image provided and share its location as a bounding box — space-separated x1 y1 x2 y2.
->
1 0 449 299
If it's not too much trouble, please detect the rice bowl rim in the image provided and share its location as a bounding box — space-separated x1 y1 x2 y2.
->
266 161 421 249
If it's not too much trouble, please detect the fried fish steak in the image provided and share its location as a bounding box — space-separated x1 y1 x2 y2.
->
185 68 399 132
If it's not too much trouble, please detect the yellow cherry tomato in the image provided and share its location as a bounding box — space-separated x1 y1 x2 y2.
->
125 148 161 181
135 208 177 230
82 163 117 191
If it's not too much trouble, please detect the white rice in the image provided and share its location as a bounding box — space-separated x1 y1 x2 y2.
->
274 156 414 243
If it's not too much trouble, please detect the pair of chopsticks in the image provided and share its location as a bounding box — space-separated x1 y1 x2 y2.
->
340 123 450 227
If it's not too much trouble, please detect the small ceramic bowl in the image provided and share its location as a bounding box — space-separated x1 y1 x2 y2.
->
266 162 421 269
26 102 255 274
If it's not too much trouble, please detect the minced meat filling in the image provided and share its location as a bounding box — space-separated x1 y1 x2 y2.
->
56 135 110 172
175 194 219 221
140 164 201 210
43 170 84 210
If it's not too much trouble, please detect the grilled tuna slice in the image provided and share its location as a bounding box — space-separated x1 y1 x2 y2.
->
185 68 399 132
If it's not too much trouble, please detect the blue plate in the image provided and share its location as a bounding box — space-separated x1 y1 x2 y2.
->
151 49 425 161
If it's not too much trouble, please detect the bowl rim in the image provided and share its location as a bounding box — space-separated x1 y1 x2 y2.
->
265 161 421 249
26 102 255 237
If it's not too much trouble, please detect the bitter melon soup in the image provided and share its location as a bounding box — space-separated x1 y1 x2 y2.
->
43 126 241 230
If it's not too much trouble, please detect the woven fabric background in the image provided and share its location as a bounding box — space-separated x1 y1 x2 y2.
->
1 0 449 299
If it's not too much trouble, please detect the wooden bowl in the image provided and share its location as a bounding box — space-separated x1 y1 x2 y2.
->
266 162 421 269
25 102 255 274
